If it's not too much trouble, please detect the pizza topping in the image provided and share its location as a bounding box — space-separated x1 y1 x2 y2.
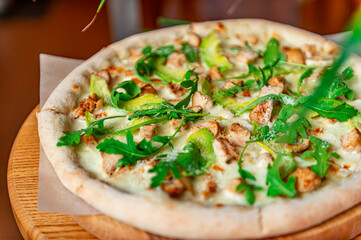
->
290 168 321 194
192 91 213 112
223 79 242 90
201 174 218 199
301 136 340 179
266 153 297 198
212 137 237 163
225 178 243 194
96 69 112 85
74 94 98 118
101 152 121 176
167 82 187 96
185 32 201 48
284 47 305 64
228 123 250 147
236 49 259 64
208 65 222 80
171 118 189 132
81 134 97 146
285 138 310 153
139 124 157 141
249 100 273 126
161 177 191 198
56 24 361 206
181 41 198 62
166 51 186 69
200 31 232 72
341 128 361 152
140 84 157 96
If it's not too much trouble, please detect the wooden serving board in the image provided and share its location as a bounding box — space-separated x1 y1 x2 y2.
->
7 105 361 240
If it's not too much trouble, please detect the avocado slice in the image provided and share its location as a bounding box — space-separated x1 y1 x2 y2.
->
118 93 164 111
186 128 216 169
200 31 232 72
154 57 187 83
90 74 111 104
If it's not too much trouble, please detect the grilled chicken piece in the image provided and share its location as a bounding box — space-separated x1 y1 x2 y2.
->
161 177 192 198
250 76 285 126
171 118 189 132
236 34 259 46
186 32 201 47
302 44 316 58
227 123 250 147
213 137 238 163
166 51 186 68
284 47 305 64
224 178 242 194
192 91 213 112
140 84 157 96
74 94 99 118
259 76 285 97
167 82 187 96
190 121 221 137
249 100 273 126
290 168 321 193
208 65 222 80
201 175 218 199
341 129 361 152
257 152 273 166
129 48 143 62
96 69 111 85
286 139 311 153
236 49 259 64
101 152 120 176
81 134 97 146
139 124 157 141
223 79 242 90
187 105 202 113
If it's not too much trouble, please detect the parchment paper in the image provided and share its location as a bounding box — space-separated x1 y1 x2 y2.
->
37 33 347 215
38 54 99 214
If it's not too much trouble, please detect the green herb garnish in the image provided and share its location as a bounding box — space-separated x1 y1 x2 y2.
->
301 136 340 179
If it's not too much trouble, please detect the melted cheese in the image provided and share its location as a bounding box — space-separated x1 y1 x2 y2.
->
72 31 361 207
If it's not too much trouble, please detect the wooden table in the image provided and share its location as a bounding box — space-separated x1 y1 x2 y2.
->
7 106 361 240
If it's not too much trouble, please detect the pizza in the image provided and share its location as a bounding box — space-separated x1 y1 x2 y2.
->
37 19 361 239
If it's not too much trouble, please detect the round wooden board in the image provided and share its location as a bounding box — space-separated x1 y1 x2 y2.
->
7 105 361 240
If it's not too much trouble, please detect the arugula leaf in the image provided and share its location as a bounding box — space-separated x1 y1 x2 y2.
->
149 141 207 187
134 45 174 85
263 38 285 67
128 102 208 123
304 98 358 122
266 153 297 198
97 117 185 168
149 155 180 188
297 68 314 93
155 45 174 57
236 94 279 115
325 67 354 100
214 80 255 98
57 115 126 146
236 156 262 205
174 70 199 109
181 42 198 63
301 136 340 179
186 128 216 169
110 80 141 108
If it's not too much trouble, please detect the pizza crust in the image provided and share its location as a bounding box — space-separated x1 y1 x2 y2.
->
38 19 361 239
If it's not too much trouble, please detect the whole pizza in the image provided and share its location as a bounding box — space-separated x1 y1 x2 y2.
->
37 19 361 239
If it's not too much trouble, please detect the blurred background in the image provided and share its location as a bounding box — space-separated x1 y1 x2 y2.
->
0 0 359 238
